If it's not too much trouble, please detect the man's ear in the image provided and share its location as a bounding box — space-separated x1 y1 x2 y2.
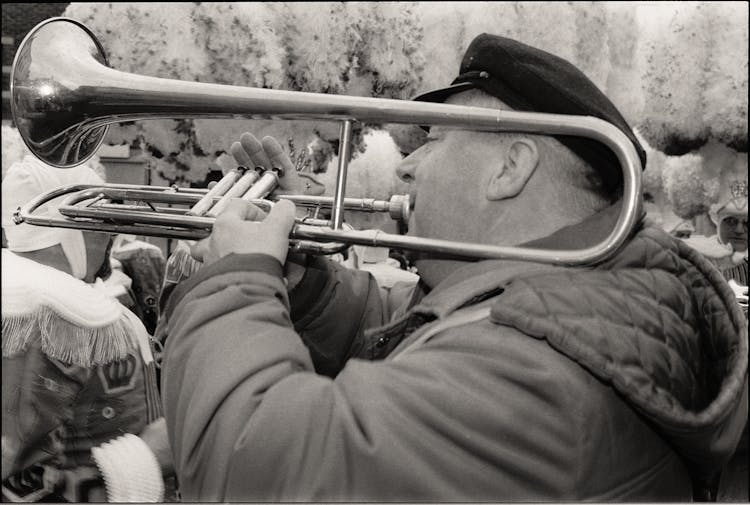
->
486 138 539 200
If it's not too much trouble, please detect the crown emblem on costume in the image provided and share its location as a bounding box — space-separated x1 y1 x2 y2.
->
98 354 137 393
729 180 748 210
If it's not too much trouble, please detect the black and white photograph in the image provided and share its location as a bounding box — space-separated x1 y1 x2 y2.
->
1 1 747 502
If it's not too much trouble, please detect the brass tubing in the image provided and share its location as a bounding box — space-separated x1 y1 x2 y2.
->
14 19 640 168
61 185 208 207
18 183 407 228
332 120 353 230
95 204 188 215
44 184 409 218
186 168 244 216
290 239 349 255
279 194 410 223
241 170 279 200
62 205 214 229
206 169 262 217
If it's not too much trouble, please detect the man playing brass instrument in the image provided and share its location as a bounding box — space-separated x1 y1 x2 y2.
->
156 34 748 501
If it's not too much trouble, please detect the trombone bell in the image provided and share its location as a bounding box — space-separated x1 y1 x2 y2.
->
11 18 111 168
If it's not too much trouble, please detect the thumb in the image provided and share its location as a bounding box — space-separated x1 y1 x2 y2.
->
190 239 210 262
264 199 297 232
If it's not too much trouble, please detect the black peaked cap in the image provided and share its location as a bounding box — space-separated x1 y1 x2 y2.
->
414 33 647 192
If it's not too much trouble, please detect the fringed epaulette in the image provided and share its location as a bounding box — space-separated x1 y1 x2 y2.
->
2 249 140 367
2 308 136 367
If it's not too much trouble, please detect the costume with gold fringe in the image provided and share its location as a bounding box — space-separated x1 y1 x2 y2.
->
2 249 163 502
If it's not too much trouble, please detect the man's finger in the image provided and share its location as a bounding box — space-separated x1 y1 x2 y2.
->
261 136 295 177
230 141 253 168
240 200 268 222
240 132 273 170
264 199 297 232
215 198 265 223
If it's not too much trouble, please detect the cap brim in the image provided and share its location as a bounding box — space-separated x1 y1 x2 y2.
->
412 81 476 103
411 82 477 131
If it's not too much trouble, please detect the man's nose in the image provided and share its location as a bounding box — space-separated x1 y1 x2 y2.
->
395 158 417 183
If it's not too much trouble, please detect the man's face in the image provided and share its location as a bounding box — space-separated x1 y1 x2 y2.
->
395 93 509 244
719 214 748 252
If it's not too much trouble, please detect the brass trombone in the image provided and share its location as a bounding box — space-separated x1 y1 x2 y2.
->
10 17 643 264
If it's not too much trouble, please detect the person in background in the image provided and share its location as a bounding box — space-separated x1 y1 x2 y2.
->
709 180 748 288
709 179 748 501
1 156 172 502
683 179 748 311
109 235 167 335
158 34 747 501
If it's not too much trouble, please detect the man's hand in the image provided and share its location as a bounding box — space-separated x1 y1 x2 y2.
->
231 133 325 195
138 417 174 476
190 198 297 267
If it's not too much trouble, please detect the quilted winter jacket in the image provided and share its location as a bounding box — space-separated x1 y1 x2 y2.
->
158 207 748 502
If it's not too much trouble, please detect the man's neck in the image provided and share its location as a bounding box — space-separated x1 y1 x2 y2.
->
414 201 623 289
413 227 553 290
413 258 466 290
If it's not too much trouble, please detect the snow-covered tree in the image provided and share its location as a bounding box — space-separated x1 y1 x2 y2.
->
636 2 748 155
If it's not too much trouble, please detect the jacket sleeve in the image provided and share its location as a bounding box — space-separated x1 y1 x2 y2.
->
158 253 386 379
158 253 391 496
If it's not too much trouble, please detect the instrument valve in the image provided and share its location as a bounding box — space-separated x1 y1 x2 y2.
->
388 194 411 223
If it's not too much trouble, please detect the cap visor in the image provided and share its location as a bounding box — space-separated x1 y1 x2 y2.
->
412 82 476 103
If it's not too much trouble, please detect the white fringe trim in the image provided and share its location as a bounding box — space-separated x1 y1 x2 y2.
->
2 307 137 367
